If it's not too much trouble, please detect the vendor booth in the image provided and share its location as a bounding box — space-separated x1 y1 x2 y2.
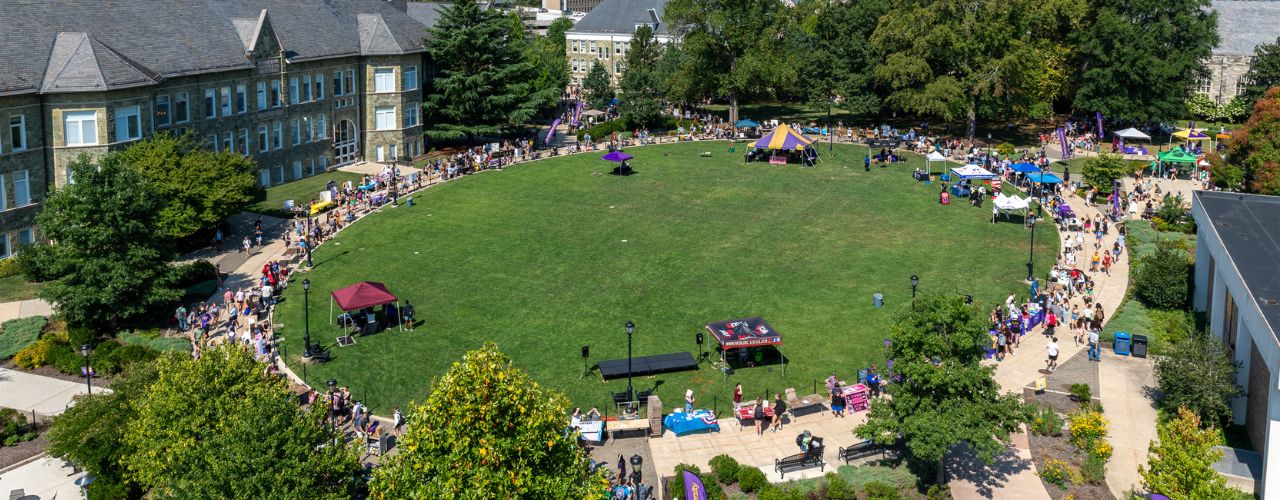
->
750 124 817 165
1009 162 1040 174
993 193 1033 222
330 281 402 335
705 317 785 374
925 151 948 174
947 164 997 197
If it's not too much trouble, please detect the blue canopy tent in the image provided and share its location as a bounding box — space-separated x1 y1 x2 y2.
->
734 119 760 128
1010 162 1040 174
1025 173 1062 184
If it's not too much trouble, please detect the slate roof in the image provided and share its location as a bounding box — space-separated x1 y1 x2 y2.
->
1213 1 1280 56
1194 191 1280 339
0 0 432 96
404 1 448 29
567 0 668 36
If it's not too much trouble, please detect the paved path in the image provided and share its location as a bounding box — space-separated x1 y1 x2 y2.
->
0 456 87 499
0 367 104 416
1098 351 1158 496
0 299 52 324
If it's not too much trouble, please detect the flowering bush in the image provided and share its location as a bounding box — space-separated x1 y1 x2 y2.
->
1040 458 1081 489
1069 409 1108 449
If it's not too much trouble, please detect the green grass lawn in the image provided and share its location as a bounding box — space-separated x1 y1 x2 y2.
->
248 171 363 216
0 275 42 303
276 142 1058 414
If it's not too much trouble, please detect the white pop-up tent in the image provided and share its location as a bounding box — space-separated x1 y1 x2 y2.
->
926 151 947 172
992 193 1033 221
1113 128 1151 141
950 164 997 180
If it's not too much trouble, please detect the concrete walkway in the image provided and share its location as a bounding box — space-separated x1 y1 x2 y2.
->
1098 351 1158 496
0 367 103 416
0 456 87 499
0 299 52 324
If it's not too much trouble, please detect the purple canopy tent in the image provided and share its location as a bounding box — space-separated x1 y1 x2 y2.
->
601 151 633 162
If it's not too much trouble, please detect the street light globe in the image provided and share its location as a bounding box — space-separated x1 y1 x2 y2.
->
625 320 634 335
910 275 919 287
80 343 91 357
302 279 311 291
327 379 337 391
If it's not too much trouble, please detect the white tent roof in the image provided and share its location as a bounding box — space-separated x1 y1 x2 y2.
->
1113 127 1151 140
993 193 1032 211
926 151 947 161
950 164 997 179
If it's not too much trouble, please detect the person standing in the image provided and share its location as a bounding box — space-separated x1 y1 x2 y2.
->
175 304 188 332
732 383 743 407
753 400 766 436
1046 337 1060 372
771 393 787 433
1088 329 1101 362
684 389 695 413
831 386 845 417
402 300 416 331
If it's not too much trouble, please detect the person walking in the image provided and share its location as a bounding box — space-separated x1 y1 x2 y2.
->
684 389 695 413
242 236 252 254
753 400 766 436
1046 337 1060 372
830 386 845 417
1088 329 1101 362
770 393 787 433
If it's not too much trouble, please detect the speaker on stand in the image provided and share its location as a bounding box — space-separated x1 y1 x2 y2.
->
695 332 705 362
580 345 590 378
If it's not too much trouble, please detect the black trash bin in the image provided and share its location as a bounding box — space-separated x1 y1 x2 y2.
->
1132 334 1148 358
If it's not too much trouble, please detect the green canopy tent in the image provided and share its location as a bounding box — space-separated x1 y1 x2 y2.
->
1155 147 1198 178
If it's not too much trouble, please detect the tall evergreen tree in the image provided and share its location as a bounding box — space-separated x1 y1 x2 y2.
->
1071 0 1218 122
582 60 613 111
527 17 575 113
855 294 1031 483
20 155 181 329
619 25 666 127
423 0 546 141
1242 37 1280 111
802 0 887 116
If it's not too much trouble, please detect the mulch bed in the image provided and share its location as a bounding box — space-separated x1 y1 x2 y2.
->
0 429 49 471
1027 432 1114 500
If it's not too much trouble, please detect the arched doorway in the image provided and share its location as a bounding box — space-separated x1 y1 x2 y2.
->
335 119 358 166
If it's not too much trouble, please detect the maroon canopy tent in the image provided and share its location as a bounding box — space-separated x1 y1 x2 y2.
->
329 281 401 330
704 317 786 375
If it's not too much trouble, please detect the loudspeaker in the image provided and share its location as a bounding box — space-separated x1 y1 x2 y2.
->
581 345 589 358
695 332 704 345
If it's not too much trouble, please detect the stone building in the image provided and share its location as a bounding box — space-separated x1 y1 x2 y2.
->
0 0 435 255
565 0 673 90
1202 1 1280 104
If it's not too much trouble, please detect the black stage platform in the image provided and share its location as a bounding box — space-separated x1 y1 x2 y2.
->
598 352 697 380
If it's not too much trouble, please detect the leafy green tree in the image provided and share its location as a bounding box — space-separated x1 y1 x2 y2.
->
423 0 549 141
855 294 1031 482
370 342 607 498
1134 243 1191 310
1071 0 1218 122
1140 408 1252 500
1219 87 1280 195
664 0 796 123
1080 153 1131 192
113 132 257 240
801 0 887 116
1241 37 1280 111
1155 333 1243 427
20 155 181 329
655 43 705 107
527 17 574 113
619 25 666 127
47 363 158 497
583 60 613 111
123 347 360 498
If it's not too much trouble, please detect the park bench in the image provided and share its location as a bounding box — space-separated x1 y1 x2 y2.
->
837 440 884 464
775 439 825 479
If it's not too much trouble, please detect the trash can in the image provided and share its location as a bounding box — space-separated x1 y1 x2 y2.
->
1114 332 1131 356
1132 334 1148 358
873 293 884 308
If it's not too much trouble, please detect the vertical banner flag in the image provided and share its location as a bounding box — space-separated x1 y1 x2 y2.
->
1057 127 1071 159
545 118 560 145
1095 112 1104 139
1113 178 1122 219
572 100 584 127
683 470 708 500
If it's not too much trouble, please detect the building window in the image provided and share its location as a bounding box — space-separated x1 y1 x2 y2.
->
291 119 300 145
223 131 233 152
9 115 26 151
403 65 418 91
0 234 7 259
207 134 218 151
345 70 355 96
293 160 303 180
257 82 267 110
154 96 171 127
375 68 395 93
316 73 325 100
240 128 249 155
64 110 98 146
13 170 30 207
114 105 141 142
18 228 33 246
270 80 282 108
302 75 312 102
1198 78 1212 95
258 126 268 152
272 122 282 150
235 84 247 114
390 144 397 160
174 93 189 123
302 116 312 143
375 106 396 130
273 165 284 185
316 114 326 139
333 71 344 96
1235 77 1248 98
404 104 419 128
220 87 232 116
289 78 299 105
205 89 216 118
321 156 328 171
0 177 5 208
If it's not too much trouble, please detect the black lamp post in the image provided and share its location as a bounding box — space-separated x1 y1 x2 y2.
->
326 379 338 430
1027 211 1038 281
80 343 92 394
302 279 313 358
910 275 919 308
625 320 635 400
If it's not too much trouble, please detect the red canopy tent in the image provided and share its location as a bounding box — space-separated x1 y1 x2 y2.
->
704 317 786 375
329 281 402 331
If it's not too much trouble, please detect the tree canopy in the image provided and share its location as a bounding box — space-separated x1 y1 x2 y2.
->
526 17 575 113
1140 408 1252 500
20 155 182 329
47 363 159 497
123 346 360 498
370 342 607 498
619 25 667 127
1240 37 1280 111
582 60 614 111
800 0 887 116
1070 0 1218 122
113 132 257 240
1215 87 1280 195
855 294 1031 481
423 0 546 141
1155 332 1243 427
